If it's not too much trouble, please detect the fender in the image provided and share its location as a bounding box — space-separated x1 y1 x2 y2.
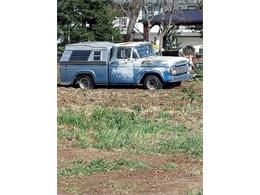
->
137 70 165 84
72 70 97 83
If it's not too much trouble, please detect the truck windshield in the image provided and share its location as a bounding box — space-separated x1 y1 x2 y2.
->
136 44 155 58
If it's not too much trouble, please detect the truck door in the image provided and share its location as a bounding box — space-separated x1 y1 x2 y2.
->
109 47 135 84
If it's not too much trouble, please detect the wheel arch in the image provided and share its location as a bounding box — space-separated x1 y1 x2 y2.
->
138 72 164 84
73 71 96 84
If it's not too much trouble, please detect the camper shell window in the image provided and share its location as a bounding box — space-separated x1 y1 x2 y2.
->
69 50 91 61
93 51 101 61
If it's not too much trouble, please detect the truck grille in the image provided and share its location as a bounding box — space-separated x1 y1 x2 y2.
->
176 65 187 74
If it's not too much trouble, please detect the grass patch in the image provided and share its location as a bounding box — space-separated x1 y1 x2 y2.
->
157 110 172 120
115 158 147 170
110 181 139 193
57 108 90 148
58 106 202 158
181 86 202 105
90 106 176 150
161 162 178 170
187 188 203 195
58 127 89 148
185 167 203 176
155 133 202 158
58 158 147 177
132 105 143 113
65 186 79 194
91 106 173 134
58 107 87 129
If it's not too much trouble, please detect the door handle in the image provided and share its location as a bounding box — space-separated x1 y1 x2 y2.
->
110 62 118 66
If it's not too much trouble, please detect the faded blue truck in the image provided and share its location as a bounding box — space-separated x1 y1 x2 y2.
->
59 42 192 90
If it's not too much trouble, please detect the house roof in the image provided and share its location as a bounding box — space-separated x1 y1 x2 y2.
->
150 9 203 26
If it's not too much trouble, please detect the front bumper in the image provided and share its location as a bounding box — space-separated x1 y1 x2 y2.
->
164 71 193 83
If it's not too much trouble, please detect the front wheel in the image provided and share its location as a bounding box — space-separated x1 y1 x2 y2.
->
174 81 182 87
143 75 163 90
77 75 94 89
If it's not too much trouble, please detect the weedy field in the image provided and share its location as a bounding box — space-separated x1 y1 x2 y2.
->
57 79 203 195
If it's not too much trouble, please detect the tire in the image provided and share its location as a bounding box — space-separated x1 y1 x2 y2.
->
174 81 182 87
77 75 94 89
143 75 162 90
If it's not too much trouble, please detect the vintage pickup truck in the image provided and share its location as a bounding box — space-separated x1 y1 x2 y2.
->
59 41 192 90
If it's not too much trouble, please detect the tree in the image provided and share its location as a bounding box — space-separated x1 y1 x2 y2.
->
141 0 155 42
156 0 176 55
113 0 142 41
57 0 122 44
197 0 203 10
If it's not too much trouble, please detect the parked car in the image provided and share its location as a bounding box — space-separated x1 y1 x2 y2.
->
59 42 192 90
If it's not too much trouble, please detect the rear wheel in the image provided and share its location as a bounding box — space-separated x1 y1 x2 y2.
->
143 75 162 90
77 75 94 89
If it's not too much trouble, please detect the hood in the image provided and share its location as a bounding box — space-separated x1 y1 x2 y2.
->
141 56 189 67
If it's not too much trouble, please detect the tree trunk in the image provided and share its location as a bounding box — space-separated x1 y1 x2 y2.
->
147 20 151 42
68 34 70 44
126 0 141 41
158 30 167 56
157 0 176 55
126 11 139 41
143 0 151 42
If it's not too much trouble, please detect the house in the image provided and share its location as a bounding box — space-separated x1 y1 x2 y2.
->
113 0 202 48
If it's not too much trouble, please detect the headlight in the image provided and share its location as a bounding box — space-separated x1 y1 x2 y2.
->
170 67 177 75
188 64 192 71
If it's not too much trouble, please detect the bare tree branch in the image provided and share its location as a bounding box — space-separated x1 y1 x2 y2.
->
114 0 142 41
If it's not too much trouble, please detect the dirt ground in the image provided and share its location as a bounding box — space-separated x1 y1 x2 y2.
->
57 81 202 109
58 148 202 195
57 80 203 195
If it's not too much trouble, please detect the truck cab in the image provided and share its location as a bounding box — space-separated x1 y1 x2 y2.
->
59 41 192 90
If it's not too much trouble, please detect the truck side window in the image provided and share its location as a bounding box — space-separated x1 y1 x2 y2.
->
93 51 101 61
117 48 131 59
69 50 91 61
